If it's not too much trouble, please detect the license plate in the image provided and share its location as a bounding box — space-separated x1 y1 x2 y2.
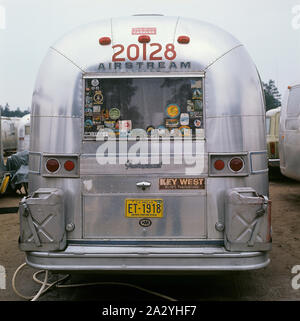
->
125 199 163 218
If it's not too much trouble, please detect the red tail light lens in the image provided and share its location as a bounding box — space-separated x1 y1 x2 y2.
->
46 159 60 173
214 160 225 170
64 160 75 171
229 157 244 172
270 142 275 156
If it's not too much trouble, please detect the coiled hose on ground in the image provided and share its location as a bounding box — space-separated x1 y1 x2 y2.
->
12 262 177 301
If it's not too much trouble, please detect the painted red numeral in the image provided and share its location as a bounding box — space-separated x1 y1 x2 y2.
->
111 43 177 61
164 44 176 60
112 44 125 61
127 44 139 61
149 43 162 60
142 43 147 60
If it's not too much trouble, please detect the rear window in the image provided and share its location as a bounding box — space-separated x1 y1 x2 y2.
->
83 76 204 139
287 87 300 117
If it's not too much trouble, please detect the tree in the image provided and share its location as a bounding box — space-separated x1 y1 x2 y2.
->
0 103 30 117
263 80 281 111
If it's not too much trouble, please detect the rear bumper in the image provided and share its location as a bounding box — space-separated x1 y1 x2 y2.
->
25 245 270 272
268 158 280 167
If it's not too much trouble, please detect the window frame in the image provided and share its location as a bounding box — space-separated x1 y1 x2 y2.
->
82 73 205 141
287 87 300 117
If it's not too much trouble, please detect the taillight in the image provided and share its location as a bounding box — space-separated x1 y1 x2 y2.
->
229 157 244 172
214 160 225 170
64 160 75 171
270 142 275 156
46 159 60 173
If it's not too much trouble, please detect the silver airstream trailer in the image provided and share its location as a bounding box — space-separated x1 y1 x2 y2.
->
1 117 19 154
17 114 31 152
19 15 271 272
279 84 300 181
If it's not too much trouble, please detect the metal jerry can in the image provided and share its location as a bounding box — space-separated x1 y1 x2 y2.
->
19 188 66 252
225 187 272 252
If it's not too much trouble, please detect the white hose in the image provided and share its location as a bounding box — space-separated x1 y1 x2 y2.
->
12 262 177 301
31 270 48 301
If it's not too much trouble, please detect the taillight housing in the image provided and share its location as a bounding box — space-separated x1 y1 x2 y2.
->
43 155 79 177
46 159 60 173
209 153 248 176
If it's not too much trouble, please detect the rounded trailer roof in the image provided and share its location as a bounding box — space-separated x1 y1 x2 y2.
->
18 114 30 127
32 15 264 119
50 15 242 73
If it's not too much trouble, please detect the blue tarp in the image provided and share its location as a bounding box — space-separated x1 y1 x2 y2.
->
0 151 29 190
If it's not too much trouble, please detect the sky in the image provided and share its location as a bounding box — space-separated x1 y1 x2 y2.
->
0 0 300 110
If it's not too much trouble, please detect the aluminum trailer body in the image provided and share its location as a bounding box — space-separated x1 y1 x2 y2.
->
19 15 271 272
1 117 19 153
17 114 31 152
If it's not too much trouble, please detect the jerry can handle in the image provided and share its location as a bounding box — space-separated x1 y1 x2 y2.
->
248 195 269 246
21 201 41 247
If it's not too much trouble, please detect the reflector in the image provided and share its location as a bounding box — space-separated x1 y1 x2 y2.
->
214 160 225 171
64 160 75 171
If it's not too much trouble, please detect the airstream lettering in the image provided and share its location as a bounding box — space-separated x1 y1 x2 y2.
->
98 61 191 70
19 16 271 272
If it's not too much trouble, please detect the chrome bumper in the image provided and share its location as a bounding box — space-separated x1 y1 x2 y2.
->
26 245 270 272
268 158 280 167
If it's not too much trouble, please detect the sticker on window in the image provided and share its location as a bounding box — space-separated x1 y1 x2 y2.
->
83 77 204 137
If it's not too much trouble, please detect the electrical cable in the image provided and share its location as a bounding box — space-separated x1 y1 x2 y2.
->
12 262 177 301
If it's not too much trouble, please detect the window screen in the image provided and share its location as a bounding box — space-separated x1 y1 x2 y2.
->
83 77 204 138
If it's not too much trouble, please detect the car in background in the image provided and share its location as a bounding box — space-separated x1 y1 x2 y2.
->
266 106 281 167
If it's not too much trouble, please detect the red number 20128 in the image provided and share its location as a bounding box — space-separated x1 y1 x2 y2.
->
112 43 176 61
